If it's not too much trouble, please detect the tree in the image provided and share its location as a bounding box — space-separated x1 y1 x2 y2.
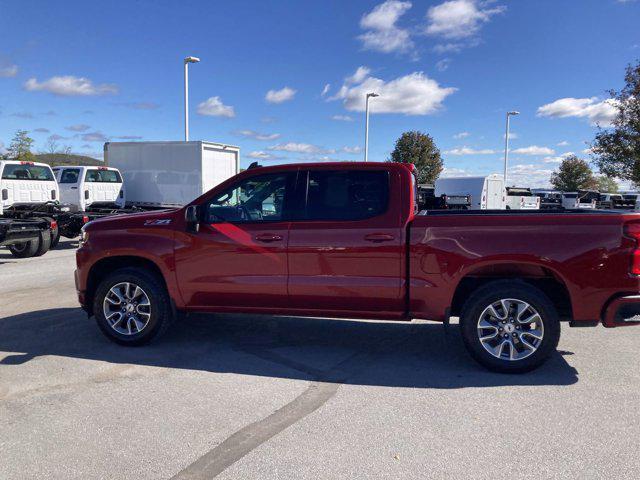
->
550 155 598 191
389 131 443 184
7 130 36 161
592 60 640 184
596 175 619 193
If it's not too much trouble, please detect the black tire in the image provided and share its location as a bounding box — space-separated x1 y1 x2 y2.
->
33 229 51 257
459 280 561 373
8 240 38 258
93 268 173 346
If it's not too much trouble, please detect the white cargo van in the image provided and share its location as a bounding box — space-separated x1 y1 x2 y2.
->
104 141 240 208
505 187 540 210
52 165 125 212
0 160 59 215
435 175 505 210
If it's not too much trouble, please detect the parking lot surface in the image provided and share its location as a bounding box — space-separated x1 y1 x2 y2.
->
1 241 639 479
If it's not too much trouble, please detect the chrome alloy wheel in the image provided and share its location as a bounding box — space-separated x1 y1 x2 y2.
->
477 298 544 361
103 282 152 335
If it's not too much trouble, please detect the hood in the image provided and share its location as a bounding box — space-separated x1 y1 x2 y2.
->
85 208 180 231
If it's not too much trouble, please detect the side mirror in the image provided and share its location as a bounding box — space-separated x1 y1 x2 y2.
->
185 205 200 233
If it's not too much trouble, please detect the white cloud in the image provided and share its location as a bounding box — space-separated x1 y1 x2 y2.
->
441 166 474 177
65 124 91 132
81 131 108 142
265 86 296 104
557 140 570 146
358 1 414 54
582 148 594 155
453 131 470 139
321 83 331 97
425 0 505 40
445 146 496 155
233 129 280 141
435 58 452 71
511 145 555 156
507 163 554 188
330 66 456 115
268 142 334 154
247 151 283 161
0 141 5 154
342 146 362 154
331 115 354 121
542 152 575 164
24 75 118 96
536 97 618 127
0 64 18 78
197 96 235 118
346 66 372 85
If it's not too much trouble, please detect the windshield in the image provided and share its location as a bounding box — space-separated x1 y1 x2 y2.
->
85 169 122 183
1 163 55 181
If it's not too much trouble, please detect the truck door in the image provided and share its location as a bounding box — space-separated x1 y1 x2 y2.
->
287 168 405 317
58 168 81 210
174 171 296 309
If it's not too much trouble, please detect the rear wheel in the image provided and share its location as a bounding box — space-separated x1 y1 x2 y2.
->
9 240 38 258
93 268 173 346
33 229 51 257
459 281 561 373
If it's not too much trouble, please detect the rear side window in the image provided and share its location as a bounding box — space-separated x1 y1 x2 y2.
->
85 169 122 183
1 164 55 181
304 170 389 221
60 168 80 183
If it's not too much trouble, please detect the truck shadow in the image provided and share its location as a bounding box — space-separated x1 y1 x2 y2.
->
0 307 578 389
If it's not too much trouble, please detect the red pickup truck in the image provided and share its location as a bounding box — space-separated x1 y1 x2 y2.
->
75 162 640 373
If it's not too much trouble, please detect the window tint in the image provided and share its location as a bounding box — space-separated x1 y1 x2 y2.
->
305 170 389 221
207 173 290 223
85 169 122 183
1 163 55 181
60 168 80 183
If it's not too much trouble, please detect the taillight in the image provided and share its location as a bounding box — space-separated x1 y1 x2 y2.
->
82 215 90 224
625 223 640 274
1 189 7 201
50 220 57 230
84 190 90 200
51 190 56 200
119 190 124 198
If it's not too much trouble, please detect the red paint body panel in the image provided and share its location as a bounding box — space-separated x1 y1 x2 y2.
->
75 162 640 327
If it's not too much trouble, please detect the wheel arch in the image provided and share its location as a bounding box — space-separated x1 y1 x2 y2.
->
450 263 573 321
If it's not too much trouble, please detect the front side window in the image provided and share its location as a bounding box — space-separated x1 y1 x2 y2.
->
85 169 122 183
207 173 290 223
60 168 80 184
1 163 55 181
304 170 389 221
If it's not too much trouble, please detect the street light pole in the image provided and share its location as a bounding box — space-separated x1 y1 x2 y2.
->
503 110 519 184
364 92 379 162
184 56 200 142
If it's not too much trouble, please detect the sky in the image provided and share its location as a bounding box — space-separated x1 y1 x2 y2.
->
1 0 639 187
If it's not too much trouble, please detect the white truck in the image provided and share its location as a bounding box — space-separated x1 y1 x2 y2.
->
561 191 598 209
0 160 60 256
104 141 240 208
52 165 125 212
505 187 541 210
435 175 506 210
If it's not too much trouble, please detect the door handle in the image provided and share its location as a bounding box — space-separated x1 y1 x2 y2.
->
71 187 78 189
364 233 395 242
255 233 283 242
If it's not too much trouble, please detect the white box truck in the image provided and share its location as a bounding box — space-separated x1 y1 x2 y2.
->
435 174 506 210
104 141 240 208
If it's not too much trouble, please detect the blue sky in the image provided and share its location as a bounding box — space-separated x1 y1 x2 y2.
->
1 0 639 187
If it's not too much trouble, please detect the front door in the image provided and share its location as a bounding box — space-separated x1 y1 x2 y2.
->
174 171 296 309
287 168 405 317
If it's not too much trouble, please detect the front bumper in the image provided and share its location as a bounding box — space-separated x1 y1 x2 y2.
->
603 295 640 328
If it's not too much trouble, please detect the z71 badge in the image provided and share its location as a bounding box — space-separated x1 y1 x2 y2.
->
144 219 172 226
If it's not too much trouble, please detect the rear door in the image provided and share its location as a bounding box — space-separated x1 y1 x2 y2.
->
84 168 123 207
287 168 405 317
58 167 81 208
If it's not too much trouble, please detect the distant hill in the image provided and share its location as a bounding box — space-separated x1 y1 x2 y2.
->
35 153 103 167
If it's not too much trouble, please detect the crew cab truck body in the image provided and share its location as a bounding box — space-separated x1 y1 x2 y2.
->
52 166 125 212
75 162 640 373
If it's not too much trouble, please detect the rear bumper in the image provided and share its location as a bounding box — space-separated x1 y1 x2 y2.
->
603 295 640 328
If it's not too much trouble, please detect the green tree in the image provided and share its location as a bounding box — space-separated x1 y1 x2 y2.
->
550 155 598 191
592 60 640 184
596 175 619 193
7 130 36 161
389 131 443 184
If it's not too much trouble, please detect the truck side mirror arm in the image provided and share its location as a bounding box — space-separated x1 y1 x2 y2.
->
185 205 200 233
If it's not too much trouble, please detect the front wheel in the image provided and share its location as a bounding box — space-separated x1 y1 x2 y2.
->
93 268 173 346
460 281 561 373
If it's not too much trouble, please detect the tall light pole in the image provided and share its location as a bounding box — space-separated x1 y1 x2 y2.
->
184 56 200 141
364 92 379 162
503 110 519 184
